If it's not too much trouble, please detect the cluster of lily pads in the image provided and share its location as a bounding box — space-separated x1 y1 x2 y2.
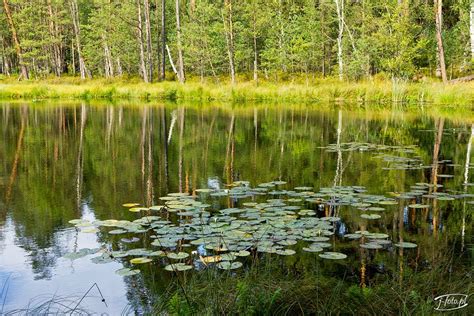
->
63 176 473 277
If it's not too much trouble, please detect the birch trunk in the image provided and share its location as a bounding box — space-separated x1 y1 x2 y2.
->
223 0 236 84
154 0 162 80
3 0 29 79
434 0 447 83
47 0 62 76
137 0 149 82
335 0 344 81
165 44 179 76
70 0 89 79
0 34 10 76
161 0 166 80
252 2 258 83
175 0 185 83
102 34 114 78
116 57 123 76
470 2 474 59
144 0 153 82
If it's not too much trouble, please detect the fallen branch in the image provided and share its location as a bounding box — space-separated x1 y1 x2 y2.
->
449 74 474 83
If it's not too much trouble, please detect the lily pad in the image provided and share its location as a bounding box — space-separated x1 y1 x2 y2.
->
360 242 383 250
319 252 347 260
408 204 430 209
165 263 193 271
129 207 148 213
115 268 140 276
130 257 153 264
303 246 323 253
109 229 127 235
123 203 140 208
361 214 381 220
394 242 417 248
217 261 243 270
167 252 190 260
275 249 296 256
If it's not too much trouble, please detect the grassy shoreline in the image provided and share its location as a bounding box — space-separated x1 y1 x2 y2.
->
1 77 474 106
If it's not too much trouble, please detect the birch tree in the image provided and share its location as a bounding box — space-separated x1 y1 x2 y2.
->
175 0 185 83
335 0 344 81
471 1 474 59
434 0 447 83
143 0 153 82
70 0 90 79
223 0 236 84
137 0 149 82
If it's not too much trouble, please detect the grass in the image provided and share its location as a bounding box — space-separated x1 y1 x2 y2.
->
149 255 471 315
0 75 474 106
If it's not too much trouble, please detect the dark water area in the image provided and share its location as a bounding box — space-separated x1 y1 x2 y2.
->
0 103 472 314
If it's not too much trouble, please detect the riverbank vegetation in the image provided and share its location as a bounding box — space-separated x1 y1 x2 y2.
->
2 76 474 106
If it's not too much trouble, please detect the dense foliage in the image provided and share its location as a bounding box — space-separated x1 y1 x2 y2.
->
0 0 473 82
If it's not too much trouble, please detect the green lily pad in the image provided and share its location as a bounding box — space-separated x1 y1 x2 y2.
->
277 239 297 246
220 253 237 261
360 242 383 250
344 233 362 240
165 263 193 271
303 246 323 253
233 250 251 257
319 252 347 260
367 207 385 212
115 268 140 276
275 249 296 256
64 248 98 260
123 203 140 208
361 214 381 220
436 196 455 201
408 204 430 209
129 207 148 213
217 261 243 270
394 242 417 248
130 257 153 264
167 252 189 260
109 229 127 235
91 254 114 264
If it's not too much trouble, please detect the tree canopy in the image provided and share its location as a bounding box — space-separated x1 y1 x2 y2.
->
0 0 473 82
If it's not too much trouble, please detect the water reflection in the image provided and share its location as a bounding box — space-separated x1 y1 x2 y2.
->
0 102 472 313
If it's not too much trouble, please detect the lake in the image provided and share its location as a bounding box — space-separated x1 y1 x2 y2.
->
0 102 472 314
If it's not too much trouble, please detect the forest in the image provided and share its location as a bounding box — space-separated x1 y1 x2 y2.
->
1 0 474 84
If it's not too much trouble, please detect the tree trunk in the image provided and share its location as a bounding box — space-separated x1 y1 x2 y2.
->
434 0 447 83
116 57 123 76
137 0 149 82
253 32 258 83
223 0 236 84
154 0 162 80
144 0 153 82
102 34 114 78
0 34 10 76
161 0 166 80
3 0 29 79
165 44 179 76
335 0 344 81
470 2 474 59
70 0 89 79
47 0 62 76
175 0 185 83
252 2 258 83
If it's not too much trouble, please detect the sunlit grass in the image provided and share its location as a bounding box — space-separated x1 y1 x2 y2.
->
0 75 474 106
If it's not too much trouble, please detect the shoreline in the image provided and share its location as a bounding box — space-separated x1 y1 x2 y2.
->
0 78 473 106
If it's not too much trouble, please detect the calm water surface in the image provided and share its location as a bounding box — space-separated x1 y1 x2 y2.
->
0 102 472 314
